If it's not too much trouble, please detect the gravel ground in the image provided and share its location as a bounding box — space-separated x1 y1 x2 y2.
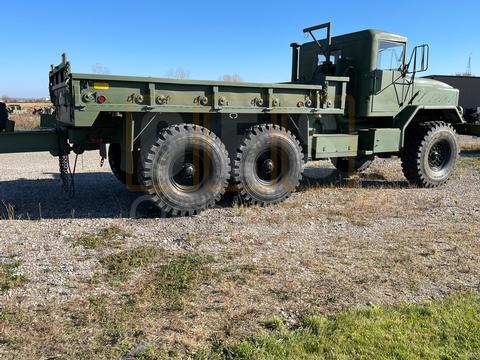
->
1 143 480 357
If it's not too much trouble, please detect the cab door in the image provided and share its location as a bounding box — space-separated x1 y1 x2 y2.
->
371 41 408 113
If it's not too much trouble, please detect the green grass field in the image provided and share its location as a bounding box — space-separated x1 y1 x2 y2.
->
189 292 480 360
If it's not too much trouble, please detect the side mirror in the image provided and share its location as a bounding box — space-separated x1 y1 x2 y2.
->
406 44 429 74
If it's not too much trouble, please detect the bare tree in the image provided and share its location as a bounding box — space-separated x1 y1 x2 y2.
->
454 72 475 77
92 63 111 75
220 73 243 82
165 68 190 80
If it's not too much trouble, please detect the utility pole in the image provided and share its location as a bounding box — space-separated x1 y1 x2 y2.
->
466 53 472 76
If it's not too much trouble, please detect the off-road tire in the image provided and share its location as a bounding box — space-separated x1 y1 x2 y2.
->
401 121 458 187
233 124 304 206
142 124 230 216
331 155 374 175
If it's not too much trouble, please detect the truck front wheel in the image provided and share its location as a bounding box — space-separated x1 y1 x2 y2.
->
142 124 230 216
233 124 304 205
401 121 458 188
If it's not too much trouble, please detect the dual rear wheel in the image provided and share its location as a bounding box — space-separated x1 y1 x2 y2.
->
232 124 304 205
110 120 458 216
142 124 230 216
140 123 304 216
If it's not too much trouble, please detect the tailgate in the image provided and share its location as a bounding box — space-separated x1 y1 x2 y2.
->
49 53 74 125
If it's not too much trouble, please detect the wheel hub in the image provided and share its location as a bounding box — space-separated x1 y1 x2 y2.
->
428 142 448 170
255 148 287 184
171 151 206 191
182 163 195 178
262 159 274 174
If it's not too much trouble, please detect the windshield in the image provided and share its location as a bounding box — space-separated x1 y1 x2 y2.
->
377 40 405 71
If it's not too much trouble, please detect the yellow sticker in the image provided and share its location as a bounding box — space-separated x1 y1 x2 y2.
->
94 82 109 90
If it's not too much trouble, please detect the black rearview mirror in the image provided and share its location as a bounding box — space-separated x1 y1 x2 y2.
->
406 44 430 74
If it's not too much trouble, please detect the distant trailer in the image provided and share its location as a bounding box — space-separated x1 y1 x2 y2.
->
426 75 480 121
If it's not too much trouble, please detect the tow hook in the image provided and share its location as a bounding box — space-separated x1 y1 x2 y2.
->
99 143 107 167
92 138 107 167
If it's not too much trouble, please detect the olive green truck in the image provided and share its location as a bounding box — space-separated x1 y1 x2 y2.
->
1 23 479 216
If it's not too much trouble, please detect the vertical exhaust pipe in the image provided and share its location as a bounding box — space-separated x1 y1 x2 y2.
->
290 42 301 82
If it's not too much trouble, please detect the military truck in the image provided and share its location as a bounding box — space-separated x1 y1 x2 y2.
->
1 23 479 216
7 104 24 114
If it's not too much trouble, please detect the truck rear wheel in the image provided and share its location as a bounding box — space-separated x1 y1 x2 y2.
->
142 124 230 216
331 155 374 175
401 121 458 187
233 124 304 205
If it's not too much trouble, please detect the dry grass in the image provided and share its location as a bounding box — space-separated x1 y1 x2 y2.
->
461 143 480 152
0 248 216 359
8 113 40 130
238 185 440 227
6 102 51 109
457 156 480 172
460 137 480 152
4 102 52 130
0 200 16 220
1 150 480 358
4 215 478 358
318 190 439 225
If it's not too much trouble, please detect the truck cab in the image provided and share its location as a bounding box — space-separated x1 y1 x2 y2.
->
293 26 460 120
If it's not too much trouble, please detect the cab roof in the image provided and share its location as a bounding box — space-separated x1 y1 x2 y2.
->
332 29 408 44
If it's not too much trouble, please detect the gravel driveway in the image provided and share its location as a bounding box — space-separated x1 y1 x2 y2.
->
0 146 479 357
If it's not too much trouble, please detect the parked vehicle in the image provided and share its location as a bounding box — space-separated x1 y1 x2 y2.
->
6 104 24 114
425 75 480 123
1 23 479 216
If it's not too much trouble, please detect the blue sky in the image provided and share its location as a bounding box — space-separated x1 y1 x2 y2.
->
1 0 479 98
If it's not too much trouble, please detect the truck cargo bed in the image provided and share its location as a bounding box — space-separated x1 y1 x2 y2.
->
49 56 349 127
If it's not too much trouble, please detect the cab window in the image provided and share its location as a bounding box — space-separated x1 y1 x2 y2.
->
376 41 405 71
318 49 343 65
